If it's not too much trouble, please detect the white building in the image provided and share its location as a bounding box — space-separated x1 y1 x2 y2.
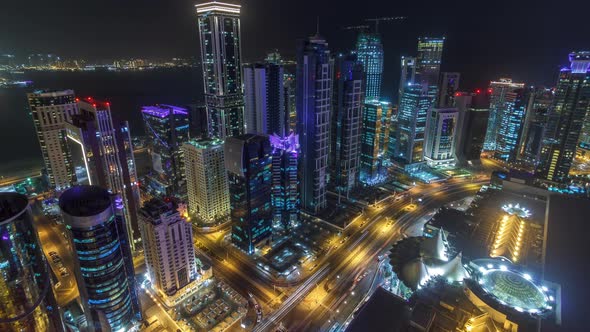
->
182 138 230 225
424 108 459 167
243 62 286 136
139 198 199 306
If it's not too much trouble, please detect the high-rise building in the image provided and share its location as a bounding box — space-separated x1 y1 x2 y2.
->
64 99 141 251
424 108 459 167
493 88 527 162
454 92 490 165
196 1 244 139
395 84 432 165
360 100 392 184
225 134 273 254
0 193 64 332
538 52 590 183
60 186 141 332
187 103 209 139
182 138 230 225
27 89 78 190
330 53 364 196
284 73 297 133
519 87 553 165
483 79 526 151
356 32 383 100
141 105 190 195
270 134 300 230
139 198 198 306
243 62 286 136
398 56 416 102
437 72 460 108
296 34 332 214
415 37 444 94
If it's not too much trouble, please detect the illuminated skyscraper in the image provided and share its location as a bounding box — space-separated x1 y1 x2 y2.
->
538 52 590 182
182 138 230 225
243 62 286 136
0 193 64 332
356 32 383 100
398 56 416 102
437 72 460 108
225 134 273 254
331 53 364 196
415 37 444 94
141 105 190 196
395 84 432 165
454 92 490 165
483 79 526 151
60 186 141 332
296 34 331 214
27 89 78 190
493 88 527 162
270 134 300 230
139 198 198 306
519 88 553 165
424 108 459 167
64 99 141 251
360 100 392 184
195 1 244 139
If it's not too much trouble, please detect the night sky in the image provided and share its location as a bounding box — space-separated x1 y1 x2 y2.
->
2 0 589 97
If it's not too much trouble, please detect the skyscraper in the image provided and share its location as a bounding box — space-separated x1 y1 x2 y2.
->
538 52 590 183
27 89 78 190
243 62 286 136
0 193 64 332
139 198 198 306
270 134 300 230
60 186 141 332
424 108 459 167
356 32 383 100
64 99 141 251
225 134 273 254
398 56 416 102
141 105 190 196
296 34 332 214
360 100 392 184
196 1 244 139
455 92 490 165
330 53 364 196
415 37 445 94
395 84 432 165
483 79 526 151
519 88 553 166
493 88 527 162
182 138 230 225
437 72 460 108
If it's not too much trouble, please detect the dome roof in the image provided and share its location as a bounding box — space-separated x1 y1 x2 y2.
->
480 270 548 311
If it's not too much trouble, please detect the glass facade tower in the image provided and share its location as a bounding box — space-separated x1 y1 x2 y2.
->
360 100 392 184
270 134 300 230
243 62 286 136
196 1 244 139
356 32 383 101
395 84 432 164
493 88 527 162
0 193 64 332
483 79 526 151
60 185 141 332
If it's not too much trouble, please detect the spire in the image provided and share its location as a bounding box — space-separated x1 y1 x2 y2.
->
438 252 469 282
421 229 448 261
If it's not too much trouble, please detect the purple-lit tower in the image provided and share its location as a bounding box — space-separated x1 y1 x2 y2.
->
270 133 300 230
141 105 190 196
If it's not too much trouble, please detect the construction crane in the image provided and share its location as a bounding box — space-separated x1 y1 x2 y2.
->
341 24 370 31
365 16 406 32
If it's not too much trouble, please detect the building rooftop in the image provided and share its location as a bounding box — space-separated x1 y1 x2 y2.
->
184 138 224 150
59 185 112 217
0 192 28 225
346 287 410 332
141 104 188 118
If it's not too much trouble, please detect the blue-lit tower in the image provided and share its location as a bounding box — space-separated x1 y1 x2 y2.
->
60 185 141 332
270 134 300 230
395 84 432 165
225 134 273 254
493 88 527 162
296 34 331 215
141 105 190 196
360 100 392 184
356 32 383 101
483 79 526 151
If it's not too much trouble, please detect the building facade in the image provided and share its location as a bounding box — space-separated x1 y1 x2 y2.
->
415 37 444 94
437 72 460 108
139 198 198 306
296 34 332 214
270 134 300 230
141 105 190 196
27 89 79 190
518 87 553 165
196 1 244 139
225 134 273 254
483 79 526 151
538 52 590 182
424 108 459 167
395 84 432 164
182 138 230 225
243 62 286 136
330 53 364 196
398 56 416 102
0 193 64 332
60 186 141 332
360 100 392 184
493 88 527 162
356 32 383 101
